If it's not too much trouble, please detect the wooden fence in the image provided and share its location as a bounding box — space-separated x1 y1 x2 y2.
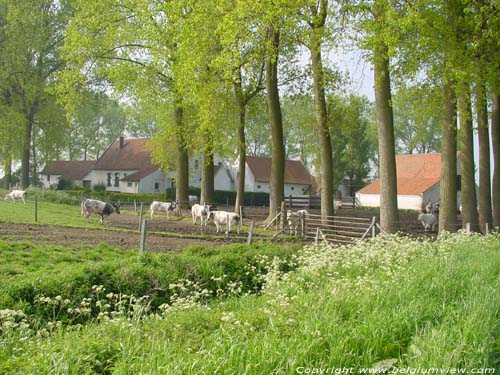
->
285 195 321 209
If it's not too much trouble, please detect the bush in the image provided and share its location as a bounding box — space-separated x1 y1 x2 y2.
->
56 178 74 191
0 241 300 324
93 183 106 192
166 187 269 206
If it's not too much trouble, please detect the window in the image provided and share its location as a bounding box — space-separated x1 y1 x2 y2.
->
154 182 160 190
194 159 199 169
257 185 261 189
291 187 295 191
47 174 51 182
127 182 132 187
107 173 112 187
114 173 120 187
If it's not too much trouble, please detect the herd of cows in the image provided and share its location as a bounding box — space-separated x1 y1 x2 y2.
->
3 189 443 232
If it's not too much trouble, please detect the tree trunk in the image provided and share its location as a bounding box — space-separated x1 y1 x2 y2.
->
235 90 246 215
3 154 12 190
476 84 492 233
266 27 285 221
438 81 458 233
174 105 189 209
200 151 214 205
373 40 399 233
21 117 33 188
492 93 500 228
310 15 334 221
457 89 478 230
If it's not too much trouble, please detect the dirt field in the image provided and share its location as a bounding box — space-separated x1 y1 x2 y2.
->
0 204 451 252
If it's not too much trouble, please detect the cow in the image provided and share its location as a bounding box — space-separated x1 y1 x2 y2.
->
417 213 437 231
207 209 240 234
287 209 308 235
81 199 120 224
150 201 177 219
191 204 210 226
4 190 27 204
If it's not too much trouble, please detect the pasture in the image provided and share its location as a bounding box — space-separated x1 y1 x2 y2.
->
0 233 499 373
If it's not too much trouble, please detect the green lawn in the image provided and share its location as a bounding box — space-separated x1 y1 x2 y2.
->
0 233 499 373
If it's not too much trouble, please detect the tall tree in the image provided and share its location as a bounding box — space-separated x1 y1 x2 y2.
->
492 94 500 228
305 0 334 220
476 84 492 233
265 27 285 220
372 0 399 233
439 81 457 232
458 87 478 230
0 0 69 187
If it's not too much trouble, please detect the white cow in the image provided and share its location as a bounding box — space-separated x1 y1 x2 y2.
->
287 209 308 235
81 199 120 224
191 204 210 226
4 190 27 204
150 201 177 219
417 213 437 231
207 210 240 234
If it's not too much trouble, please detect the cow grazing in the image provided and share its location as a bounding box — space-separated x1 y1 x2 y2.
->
417 213 437 231
207 209 240 234
4 190 27 204
287 209 308 235
191 204 210 226
81 199 120 224
150 201 177 219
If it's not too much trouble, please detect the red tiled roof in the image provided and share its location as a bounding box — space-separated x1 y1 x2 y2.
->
357 153 442 195
121 165 160 182
246 156 312 185
41 160 96 180
94 138 157 171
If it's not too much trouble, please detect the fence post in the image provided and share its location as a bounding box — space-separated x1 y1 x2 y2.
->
281 201 286 229
288 195 292 209
275 211 279 234
134 200 137 214
247 221 255 245
466 222 471 234
226 213 230 238
371 216 376 238
34 193 38 223
138 202 144 231
485 222 490 234
301 214 306 238
315 227 320 245
238 206 242 233
139 219 148 255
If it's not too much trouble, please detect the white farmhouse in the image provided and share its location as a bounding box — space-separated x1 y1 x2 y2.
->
244 156 313 195
40 160 96 189
355 153 462 211
89 137 182 194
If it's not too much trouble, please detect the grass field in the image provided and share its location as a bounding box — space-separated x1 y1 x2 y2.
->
0 233 499 373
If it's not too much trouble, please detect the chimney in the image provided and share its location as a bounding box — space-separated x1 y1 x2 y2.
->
119 136 124 149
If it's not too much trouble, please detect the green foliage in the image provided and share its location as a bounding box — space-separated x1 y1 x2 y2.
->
166 187 270 206
0 240 300 324
2 234 500 372
56 178 74 191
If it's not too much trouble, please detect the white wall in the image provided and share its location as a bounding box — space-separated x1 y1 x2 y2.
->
90 170 138 191
138 170 167 194
356 192 424 210
120 180 139 194
214 166 236 191
40 174 61 189
284 184 310 196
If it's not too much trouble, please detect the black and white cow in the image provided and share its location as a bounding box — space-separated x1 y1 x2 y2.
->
81 199 120 224
150 201 177 219
206 209 240 234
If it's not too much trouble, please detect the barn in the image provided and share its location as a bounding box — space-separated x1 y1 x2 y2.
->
355 153 462 211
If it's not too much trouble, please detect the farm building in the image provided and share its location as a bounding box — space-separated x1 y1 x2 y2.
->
355 153 462 211
40 138 313 196
244 156 313 195
40 160 96 189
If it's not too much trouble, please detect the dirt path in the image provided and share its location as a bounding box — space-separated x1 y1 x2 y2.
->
0 222 226 252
